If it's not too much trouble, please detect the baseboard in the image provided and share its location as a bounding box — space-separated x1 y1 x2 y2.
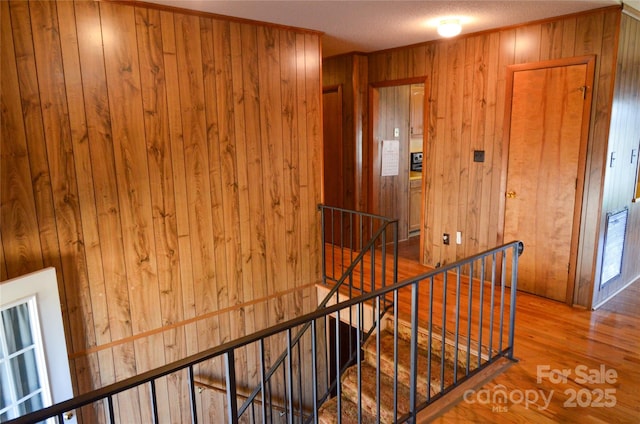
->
592 274 640 310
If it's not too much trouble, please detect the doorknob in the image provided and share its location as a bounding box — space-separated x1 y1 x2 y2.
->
506 190 516 199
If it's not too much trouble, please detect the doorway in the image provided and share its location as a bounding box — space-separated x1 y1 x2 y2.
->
369 78 427 247
502 56 595 303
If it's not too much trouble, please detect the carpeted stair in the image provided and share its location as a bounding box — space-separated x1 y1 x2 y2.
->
318 319 479 424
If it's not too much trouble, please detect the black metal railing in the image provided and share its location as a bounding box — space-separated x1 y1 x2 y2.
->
235 205 399 422
6 206 522 424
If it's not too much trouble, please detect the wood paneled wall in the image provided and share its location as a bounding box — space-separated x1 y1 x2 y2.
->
362 7 625 307
1 0 322 419
593 8 640 307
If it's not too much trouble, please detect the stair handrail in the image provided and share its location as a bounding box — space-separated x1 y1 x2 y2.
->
236 205 399 418
6 239 522 424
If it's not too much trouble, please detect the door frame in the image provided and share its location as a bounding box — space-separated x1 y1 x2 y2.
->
498 55 596 304
368 77 429 256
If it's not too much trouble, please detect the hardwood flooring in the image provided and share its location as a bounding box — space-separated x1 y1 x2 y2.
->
397 236 420 262
325 244 640 423
433 280 640 423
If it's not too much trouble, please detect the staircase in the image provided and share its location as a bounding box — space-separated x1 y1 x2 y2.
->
318 317 480 423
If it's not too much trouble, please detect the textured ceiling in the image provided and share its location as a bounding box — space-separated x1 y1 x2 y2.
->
145 0 638 57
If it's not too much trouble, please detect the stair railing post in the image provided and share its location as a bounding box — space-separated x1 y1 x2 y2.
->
319 205 328 287
188 365 198 424
507 243 520 359
477 257 486 370
409 282 420 420
311 320 318 424
225 351 238 424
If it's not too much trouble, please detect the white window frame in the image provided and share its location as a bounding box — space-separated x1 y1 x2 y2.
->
1 295 52 421
0 268 76 423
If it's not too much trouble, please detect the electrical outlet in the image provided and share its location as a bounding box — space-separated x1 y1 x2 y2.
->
443 233 450 245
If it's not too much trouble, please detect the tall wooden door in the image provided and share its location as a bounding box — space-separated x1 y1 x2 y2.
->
323 86 343 208
323 86 343 243
503 57 594 302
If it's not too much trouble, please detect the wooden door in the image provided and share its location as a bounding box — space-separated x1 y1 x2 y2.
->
503 57 594 302
323 86 343 208
323 86 343 244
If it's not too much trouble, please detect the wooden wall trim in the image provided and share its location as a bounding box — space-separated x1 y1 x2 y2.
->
369 76 428 88
622 3 640 20
68 281 318 359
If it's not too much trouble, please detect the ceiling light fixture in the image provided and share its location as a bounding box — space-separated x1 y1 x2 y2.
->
437 19 462 38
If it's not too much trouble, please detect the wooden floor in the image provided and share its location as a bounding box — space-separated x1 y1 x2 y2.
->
434 279 640 423
327 244 640 423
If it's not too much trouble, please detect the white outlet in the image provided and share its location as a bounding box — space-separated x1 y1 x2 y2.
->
394 127 400 137
456 231 462 244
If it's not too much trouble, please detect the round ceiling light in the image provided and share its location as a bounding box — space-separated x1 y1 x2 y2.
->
437 19 462 38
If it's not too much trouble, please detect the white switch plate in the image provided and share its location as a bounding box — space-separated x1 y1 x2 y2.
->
456 231 462 244
394 127 400 137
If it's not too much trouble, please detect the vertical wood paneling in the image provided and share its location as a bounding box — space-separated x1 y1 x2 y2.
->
9 0 73 347
466 35 490 258
280 30 300 298
442 39 465 264
480 32 501 255
540 21 564 60
159 10 194 420
99 4 164 417
1 0 322 420
304 30 323 287
29 0 92 359
134 6 178 420
458 38 474 259
514 24 541 64
159 10 196 369
102 2 162 338
593 10 640 307
365 7 624 307
238 23 269 387
1 1 44 279
228 20 253 390
55 3 111 412
258 26 286 303
74 1 126 403
575 10 616 306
